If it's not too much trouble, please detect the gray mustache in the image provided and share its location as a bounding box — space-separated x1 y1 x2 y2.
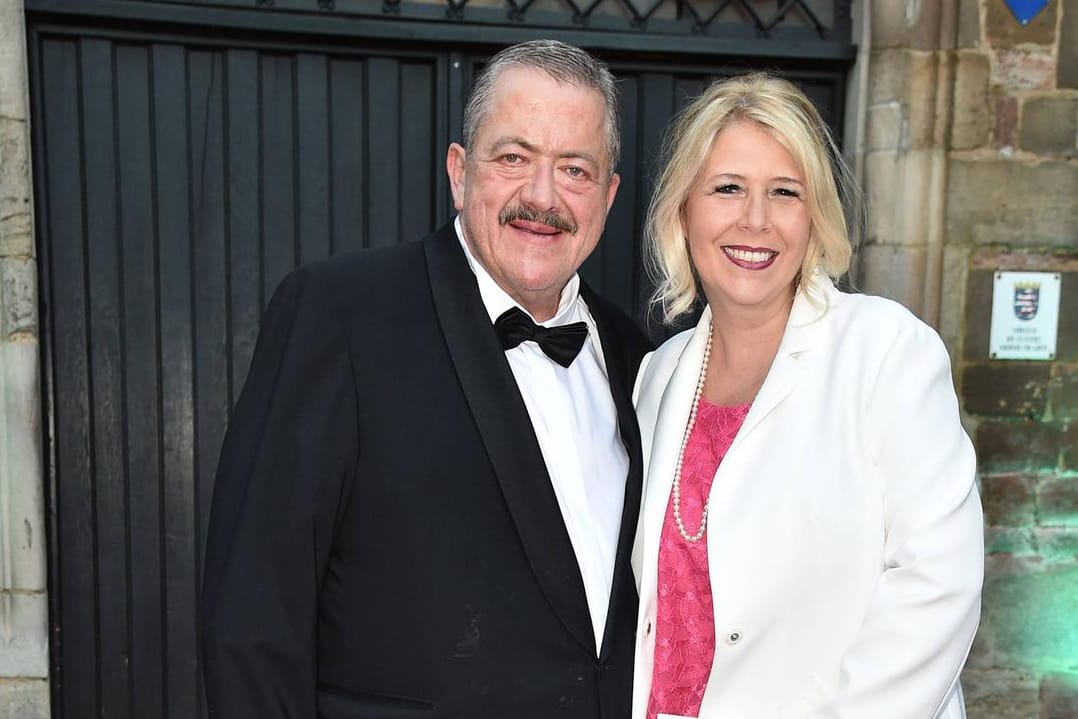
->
498 205 578 235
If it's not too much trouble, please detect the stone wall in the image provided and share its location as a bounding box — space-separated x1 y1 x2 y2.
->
860 0 1078 716
955 1 1078 715
0 0 50 717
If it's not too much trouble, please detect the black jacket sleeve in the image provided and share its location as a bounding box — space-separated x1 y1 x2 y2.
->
201 264 358 718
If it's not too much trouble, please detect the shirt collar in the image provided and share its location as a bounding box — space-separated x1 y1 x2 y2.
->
454 215 583 326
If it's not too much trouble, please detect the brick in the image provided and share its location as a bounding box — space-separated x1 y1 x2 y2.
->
939 245 970 362
952 52 992 150
993 49 1056 92
979 564 1078 671
0 593 48 678
1020 96 1078 155
0 679 50 719
1050 365 1078 420
1041 672 1078 719
1056 274 1078 363
866 102 902 152
1061 0 1078 88
1065 423 1078 470
986 0 1059 48
976 419 1060 472
962 669 1040 719
994 95 1020 148
982 473 1037 525
946 160 1078 247
957 0 981 48
962 363 1051 419
985 526 1036 555
1039 476 1078 526
1034 527 1078 562
965 269 994 361
0 258 37 339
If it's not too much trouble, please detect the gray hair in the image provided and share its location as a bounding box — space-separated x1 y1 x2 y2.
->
462 39 621 176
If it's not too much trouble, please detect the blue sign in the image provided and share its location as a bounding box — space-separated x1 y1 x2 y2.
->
1004 0 1050 26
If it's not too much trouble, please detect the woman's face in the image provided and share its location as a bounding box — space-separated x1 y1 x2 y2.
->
684 121 812 318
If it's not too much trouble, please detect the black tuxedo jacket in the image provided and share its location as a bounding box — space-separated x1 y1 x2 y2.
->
201 222 652 719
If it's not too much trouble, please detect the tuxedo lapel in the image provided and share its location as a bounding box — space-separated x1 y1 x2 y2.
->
579 285 644 660
423 224 595 655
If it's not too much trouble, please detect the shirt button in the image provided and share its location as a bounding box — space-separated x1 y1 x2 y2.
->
644 621 653 637
725 629 743 645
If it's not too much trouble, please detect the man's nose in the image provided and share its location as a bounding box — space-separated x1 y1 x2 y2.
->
519 162 557 211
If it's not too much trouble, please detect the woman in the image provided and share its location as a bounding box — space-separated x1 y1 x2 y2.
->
631 73 983 719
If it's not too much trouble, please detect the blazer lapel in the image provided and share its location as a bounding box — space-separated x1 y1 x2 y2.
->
580 285 644 660
424 224 595 655
729 282 828 451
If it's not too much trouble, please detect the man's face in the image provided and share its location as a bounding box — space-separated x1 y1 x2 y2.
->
447 67 620 321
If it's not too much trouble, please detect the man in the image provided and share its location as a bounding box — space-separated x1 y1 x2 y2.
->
201 39 652 718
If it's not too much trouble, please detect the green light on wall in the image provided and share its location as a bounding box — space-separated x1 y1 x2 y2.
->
982 564 1078 672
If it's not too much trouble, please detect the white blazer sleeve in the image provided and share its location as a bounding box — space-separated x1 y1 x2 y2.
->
811 321 984 719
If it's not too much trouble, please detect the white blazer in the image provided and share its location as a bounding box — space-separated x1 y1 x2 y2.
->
631 280 983 719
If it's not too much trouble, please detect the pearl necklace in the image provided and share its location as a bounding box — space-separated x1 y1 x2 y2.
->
671 323 713 543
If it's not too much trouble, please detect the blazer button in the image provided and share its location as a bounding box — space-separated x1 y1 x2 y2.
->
725 629 743 646
644 621 653 638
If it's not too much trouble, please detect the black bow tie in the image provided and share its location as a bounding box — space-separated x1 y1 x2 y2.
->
493 307 589 368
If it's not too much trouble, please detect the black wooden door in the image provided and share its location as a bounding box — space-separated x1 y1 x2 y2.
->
28 3 852 716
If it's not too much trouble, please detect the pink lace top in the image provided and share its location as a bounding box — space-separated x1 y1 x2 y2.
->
646 398 751 719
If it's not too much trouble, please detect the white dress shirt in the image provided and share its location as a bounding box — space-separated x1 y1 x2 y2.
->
455 217 629 652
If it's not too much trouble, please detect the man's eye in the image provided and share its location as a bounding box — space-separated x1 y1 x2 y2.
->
565 166 587 179
503 153 523 164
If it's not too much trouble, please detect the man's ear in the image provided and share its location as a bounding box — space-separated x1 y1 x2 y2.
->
446 143 468 212
604 172 621 213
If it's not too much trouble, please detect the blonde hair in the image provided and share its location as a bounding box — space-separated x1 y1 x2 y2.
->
646 72 860 324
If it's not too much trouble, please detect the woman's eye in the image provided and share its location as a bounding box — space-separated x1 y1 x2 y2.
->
715 184 740 194
773 187 801 198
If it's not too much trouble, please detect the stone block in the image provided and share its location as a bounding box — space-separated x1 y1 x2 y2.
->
0 593 48 678
865 149 945 249
871 0 953 50
1034 527 1078 562
0 340 45 592
965 269 994 361
957 0 981 48
1020 96 1078 155
994 94 1019 149
962 363 1051 419
1038 476 1078 527
1050 364 1078 420
986 0 1059 47
1 258 37 339
1041 672 1078 718
0 679 50 719
992 49 1056 92
962 669 1039 719
952 52 992 150
0 116 34 259
1061 0 1078 89
981 473 1037 526
979 563 1078 672
939 244 970 365
0 0 29 120
866 102 903 152
985 526 1036 555
946 160 1078 247
857 244 928 317
976 419 1060 472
